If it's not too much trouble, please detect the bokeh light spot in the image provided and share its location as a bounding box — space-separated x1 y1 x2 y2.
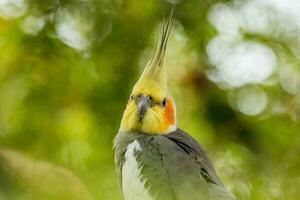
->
0 0 27 19
279 64 300 95
21 15 45 35
208 3 240 36
228 86 268 116
207 40 277 88
55 8 92 51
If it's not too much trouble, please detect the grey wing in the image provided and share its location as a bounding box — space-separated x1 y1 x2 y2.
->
135 137 178 200
114 133 126 198
113 132 143 198
114 132 179 200
164 129 236 200
114 130 235 200
142 136 210 200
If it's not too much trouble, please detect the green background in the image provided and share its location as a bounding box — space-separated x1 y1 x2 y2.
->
0 0 299 199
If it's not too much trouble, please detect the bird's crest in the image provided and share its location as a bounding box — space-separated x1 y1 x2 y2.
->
135 8 174 90
120 8 177 135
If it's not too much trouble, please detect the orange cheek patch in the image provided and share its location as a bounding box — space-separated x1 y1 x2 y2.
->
165 99 175 125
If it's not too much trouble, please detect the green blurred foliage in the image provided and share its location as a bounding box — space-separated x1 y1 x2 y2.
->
0 0 299 200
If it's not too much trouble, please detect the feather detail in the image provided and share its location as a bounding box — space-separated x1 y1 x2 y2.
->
137 7 174 88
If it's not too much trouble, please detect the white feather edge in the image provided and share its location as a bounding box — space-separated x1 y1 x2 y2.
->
122 140 153 200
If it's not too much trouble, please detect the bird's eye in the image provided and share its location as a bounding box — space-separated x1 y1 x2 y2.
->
130 95 134 100
148 96 152 100
162 98 167 107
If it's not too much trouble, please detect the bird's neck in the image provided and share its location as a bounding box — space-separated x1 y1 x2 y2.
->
119 116 177 135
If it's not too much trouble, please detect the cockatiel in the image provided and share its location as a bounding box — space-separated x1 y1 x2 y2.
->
114 9 235 200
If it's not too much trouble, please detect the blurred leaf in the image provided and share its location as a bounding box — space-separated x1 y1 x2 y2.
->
0 148 91 200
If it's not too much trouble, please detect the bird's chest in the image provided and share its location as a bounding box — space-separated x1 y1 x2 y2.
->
121 140 153 200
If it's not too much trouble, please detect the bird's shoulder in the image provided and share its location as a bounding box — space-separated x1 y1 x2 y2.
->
114 128 217 182
163 129 236 200
114 129 235 200
164 129 217 173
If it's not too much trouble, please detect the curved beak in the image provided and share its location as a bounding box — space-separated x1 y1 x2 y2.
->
137 95 151 121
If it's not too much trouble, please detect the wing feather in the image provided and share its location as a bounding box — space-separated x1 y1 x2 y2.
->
114 129 236 200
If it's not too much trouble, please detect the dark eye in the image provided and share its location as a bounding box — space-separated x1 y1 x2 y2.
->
138 94 143 99
130 95 134 100
148 96 152 100
162 98 167 107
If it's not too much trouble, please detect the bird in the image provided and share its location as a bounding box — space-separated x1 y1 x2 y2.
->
114 8 236 200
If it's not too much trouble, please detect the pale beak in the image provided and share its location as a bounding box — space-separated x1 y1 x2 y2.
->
137 95 151 121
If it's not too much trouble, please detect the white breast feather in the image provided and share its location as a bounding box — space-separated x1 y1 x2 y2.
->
122 140 153 200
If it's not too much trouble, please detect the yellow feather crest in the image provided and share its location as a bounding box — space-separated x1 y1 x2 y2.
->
135 8 174 90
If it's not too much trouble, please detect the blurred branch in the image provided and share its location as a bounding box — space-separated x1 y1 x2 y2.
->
0 148 91 200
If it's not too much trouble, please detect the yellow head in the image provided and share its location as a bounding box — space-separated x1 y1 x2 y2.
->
119 10 176 135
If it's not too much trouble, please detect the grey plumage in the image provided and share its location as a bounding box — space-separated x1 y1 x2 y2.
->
114 129 236 200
